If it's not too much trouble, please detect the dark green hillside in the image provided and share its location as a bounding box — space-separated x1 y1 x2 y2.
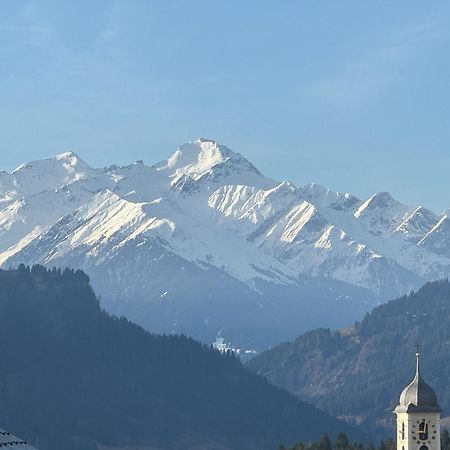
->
0 265 358 450
248 279 450 436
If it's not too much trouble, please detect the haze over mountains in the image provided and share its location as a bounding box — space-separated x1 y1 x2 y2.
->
1 139 449 348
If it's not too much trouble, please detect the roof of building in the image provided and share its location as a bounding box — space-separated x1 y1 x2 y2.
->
0 428 37 449
394 353 442 414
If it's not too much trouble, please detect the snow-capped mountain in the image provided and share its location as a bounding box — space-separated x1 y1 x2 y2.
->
1 139 449 348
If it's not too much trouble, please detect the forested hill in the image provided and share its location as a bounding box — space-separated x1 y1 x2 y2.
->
0 265 359 450
247 279 450 436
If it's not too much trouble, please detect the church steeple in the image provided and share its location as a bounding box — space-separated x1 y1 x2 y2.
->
396 351 441 413
394 351 441 450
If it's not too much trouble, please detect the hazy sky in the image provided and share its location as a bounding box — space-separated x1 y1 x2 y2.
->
1 1 450 212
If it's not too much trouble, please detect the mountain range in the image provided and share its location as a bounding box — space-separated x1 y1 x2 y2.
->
1 139 449 348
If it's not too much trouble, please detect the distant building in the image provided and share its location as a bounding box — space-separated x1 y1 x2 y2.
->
213 335 230 353
212 333 257 360
212 333 241 355
0 427 37 449
394 351 441 450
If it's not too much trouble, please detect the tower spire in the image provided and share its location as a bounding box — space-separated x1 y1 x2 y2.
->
414 343 423 381
415 345 420 378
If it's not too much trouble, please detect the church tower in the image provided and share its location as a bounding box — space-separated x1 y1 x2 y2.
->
394 352 442 450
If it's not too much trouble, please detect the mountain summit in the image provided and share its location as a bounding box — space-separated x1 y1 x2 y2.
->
1 139 449 348
155 138 267 188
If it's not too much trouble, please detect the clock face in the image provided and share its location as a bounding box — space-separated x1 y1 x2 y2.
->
404 417 437 445
417 419 432 441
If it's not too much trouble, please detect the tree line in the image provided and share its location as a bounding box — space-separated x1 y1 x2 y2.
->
282 430 450 450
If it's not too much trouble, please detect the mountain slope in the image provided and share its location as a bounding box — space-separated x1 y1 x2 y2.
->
419 214 450 258
1 138 450 347
0 265 362 450
247 279 450 434
5 188 372 347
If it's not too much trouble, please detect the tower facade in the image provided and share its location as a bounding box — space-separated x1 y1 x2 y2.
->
394 353 442 450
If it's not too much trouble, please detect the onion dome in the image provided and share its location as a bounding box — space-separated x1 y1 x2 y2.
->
394 352 442 413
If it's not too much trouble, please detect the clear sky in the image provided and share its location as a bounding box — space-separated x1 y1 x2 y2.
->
1 1 450 212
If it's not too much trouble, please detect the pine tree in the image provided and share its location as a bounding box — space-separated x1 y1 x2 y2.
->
334 432 350 450
319 434 333 450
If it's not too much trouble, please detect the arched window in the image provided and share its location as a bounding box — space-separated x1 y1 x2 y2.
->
420 445 428 450
419 420 429 441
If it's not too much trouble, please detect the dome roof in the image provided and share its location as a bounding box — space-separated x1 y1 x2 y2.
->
395 353 442 413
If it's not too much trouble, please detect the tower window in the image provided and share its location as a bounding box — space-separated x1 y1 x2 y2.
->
401 422 405 440
420 445 428 450
419 420 429 440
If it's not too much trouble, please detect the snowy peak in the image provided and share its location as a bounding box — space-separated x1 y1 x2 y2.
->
158 138 232 174
54 150 86 166
8 151 96 198
355 191 399 215
395 206 439 243
13 151 91 178
155 138 265 186
299 183 361 211
354 191 411 236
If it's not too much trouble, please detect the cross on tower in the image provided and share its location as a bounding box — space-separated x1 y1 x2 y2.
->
394 347 442 450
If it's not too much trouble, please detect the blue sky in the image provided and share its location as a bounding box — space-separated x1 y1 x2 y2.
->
1 1 450 212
